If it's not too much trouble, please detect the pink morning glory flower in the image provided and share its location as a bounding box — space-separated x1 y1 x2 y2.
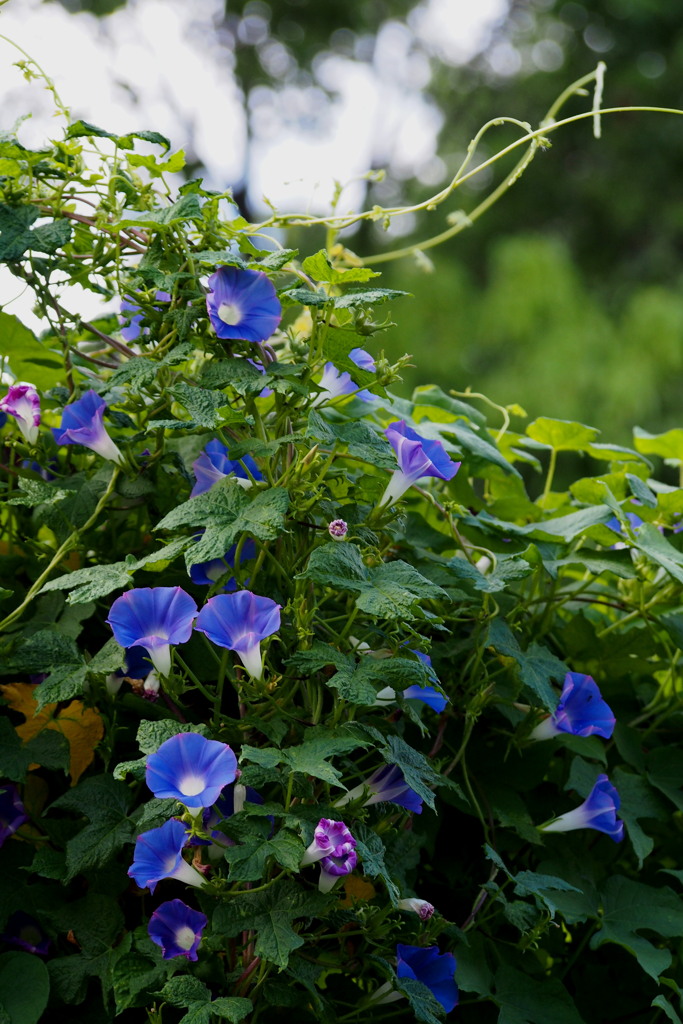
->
540 773 624 842
0 383 41 445
129 819 205 893
381 420 460 506
194 590 281 680
206 266 281 344
106 586 198 677
148 898 208 961
146 733 238 810
531 672 615 740
52 389 123 464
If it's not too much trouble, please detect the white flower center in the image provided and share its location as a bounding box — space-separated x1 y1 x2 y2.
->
175 925 196 951
218 302 242 326
179 774 206 797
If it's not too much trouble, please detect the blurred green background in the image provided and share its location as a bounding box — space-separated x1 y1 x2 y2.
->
39 0 683 442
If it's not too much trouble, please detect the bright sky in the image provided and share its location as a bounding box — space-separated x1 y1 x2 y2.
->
0 0 508 330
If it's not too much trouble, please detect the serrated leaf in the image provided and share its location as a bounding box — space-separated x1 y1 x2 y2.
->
168 381 231 428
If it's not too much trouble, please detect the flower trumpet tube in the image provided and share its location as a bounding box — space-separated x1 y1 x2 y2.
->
374 684 448 713
540 774 624 842
530 672 615 740
148 899 208 961
145 733 238 810
194 590 281 680
106 587 198 677
380 420 460 506
52 389 123 464
129 819 206 893
0 383 41 445
336 764 423 814
397 898 436 921
206 266 281 343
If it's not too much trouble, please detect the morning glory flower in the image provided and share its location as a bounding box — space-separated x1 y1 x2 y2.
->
148 899 208 961
129 819 205 892
397 898 436 921
189 538 257 588
194 590 281 680
146 733 238 810
381 420 460 506
107 587 198 677
52 389 123 464
396 944 458 1013
206 266 282 344
0 784 29 847
120 290 171 341
0 383 41 445
540 773 624 842
0 911 50 955
531 672 615 740
301 819 358 892
190 439 263 498
313 348 376 405
336 764 423 815
375 684 448 713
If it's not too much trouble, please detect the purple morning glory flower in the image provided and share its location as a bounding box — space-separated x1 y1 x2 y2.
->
190 439 263 498
120 291 171 342
0 784 29 847
314 348 376 405
129 819 205 892
52 389 123 464
396 944 458 1013
146 733 238 810
337 764 423 815
0 383 41 445
107 587 198 677
189 538 257 588
194 590 281 680
148 898 208 961
397 898 435 921
328 519 348 540
0 912 50 955
541 773 624 842
206 266 281 344
381 420 460 506
300 818 358 892
531 672 615 740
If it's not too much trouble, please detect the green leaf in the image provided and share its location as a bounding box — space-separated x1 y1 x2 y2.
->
65 121 171 150
115 194 202 228
0 952 50 1024
168 381 231 428
634 426 683 464
647 747 683 812
651 995 683 1024
486 619 564 710
395 977 446 1024
0 311 63 389
526 417 600 451
299 543 446 620
634 524 683 584
50 775 135 881
40 563 134 604
306 410 396 468
0 718 70 780
0 204 71 260
223 830 304 882
136 720 210 755
48 897 131 1006
212 880 331 970
494 965 585 1024
524 505 615 541
161 976 212 1007
383 735 441 810
302 250 380 284
443 419 519 477
353 824 400 905
590 876 683 979
626 472 657 507
112 952 168 1014
612 767 667 867
199 356 267 394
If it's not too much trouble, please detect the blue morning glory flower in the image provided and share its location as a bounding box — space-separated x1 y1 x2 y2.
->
146 733 238 810
396 944 458 1012
0 911 50 956
120 291 171 342
190 438 263 498
194 590 281 680
381 420 460 506
375 683 448 713
0 383 41 445
206 266 281 344
314 348 376 405
0 784 29 847
541 773 624 842
129 819 205 892
531 672 615 740
337 764 423 815
52 389 123 464
148 898 208 961
189 538 257 589
107 586 198 677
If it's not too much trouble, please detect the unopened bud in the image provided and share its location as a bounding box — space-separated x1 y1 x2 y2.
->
328 519 348 540
397 897 435 921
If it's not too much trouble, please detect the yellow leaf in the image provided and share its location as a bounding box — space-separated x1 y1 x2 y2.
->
0 682 104 785
341 875 376 906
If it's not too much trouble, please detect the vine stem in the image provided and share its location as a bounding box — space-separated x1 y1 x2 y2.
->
0 467 120 631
